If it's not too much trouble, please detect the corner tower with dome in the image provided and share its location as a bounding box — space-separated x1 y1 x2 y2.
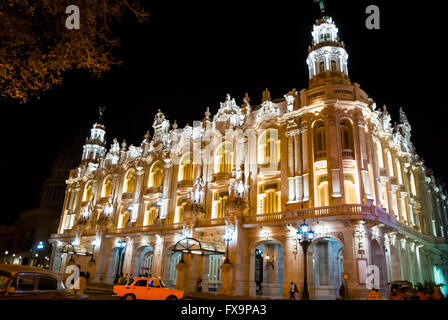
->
49 10 448 300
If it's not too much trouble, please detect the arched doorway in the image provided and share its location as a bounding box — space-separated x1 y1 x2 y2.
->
133 246 154 276
371 239 387 292
163 245 182 288
250 241 284 298
308 237 344 300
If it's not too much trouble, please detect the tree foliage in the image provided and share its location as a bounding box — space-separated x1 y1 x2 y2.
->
0 0 149 103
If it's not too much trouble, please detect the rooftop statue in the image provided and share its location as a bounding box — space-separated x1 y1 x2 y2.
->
314 0 325 14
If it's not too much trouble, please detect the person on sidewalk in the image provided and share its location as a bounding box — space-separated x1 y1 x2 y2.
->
289 282 296 300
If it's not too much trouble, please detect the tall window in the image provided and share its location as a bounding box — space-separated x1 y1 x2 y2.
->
175 197 187 223
102 176 112 198
314 122 326 160
212 191 228 218
257 183 280 214
124 169 136 193
344 174 357 204
317 175 329 207
83 182 93 202
258 129 280 165
215 142 233 173
149 161 163 187
340 120 354 159
331 60 337 71
319 62 325 73
179 153 194 181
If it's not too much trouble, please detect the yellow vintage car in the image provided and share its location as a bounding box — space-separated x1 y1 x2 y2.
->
113 277 183 300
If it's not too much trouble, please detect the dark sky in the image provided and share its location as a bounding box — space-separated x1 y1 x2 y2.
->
2 0 447 224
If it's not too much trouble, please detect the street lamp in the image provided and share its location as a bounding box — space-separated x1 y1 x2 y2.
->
223 229 233 264
91 239 99 262
34 241 45 267
297 219 314 300
3 251 8 264
114 240 127 284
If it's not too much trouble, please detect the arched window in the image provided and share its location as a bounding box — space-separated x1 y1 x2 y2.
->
344 174 357 204
314 122 326 160
340 120 354 159
257 183 280 214
144 203 159 226
258 129 280 165
83 182 93 202
331 60 337 71
102 176 112 198
124 169 136 193
317 181 329 207
215 142 233 173
179 153 194 181
174 197 187 223
319 62 325 73
149 161 163 187
410 172 417 196
212 191 228 218
375 139 384 168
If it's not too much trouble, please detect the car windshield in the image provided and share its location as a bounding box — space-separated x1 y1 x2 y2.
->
0 271 12 292
159 280 166 288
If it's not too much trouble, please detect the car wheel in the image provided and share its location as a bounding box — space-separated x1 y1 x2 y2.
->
124 294 136 300
166 295 178 301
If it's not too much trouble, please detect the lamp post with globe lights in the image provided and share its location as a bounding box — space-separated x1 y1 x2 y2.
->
223 228 233 264
114 240 127 284
297 219 314 300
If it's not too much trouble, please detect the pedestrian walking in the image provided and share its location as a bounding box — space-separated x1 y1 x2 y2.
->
337 284 345 300
289 282 296 300
196 278 202 292
294 284 299 300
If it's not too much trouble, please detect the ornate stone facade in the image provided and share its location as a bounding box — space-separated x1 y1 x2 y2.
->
50 15 448 299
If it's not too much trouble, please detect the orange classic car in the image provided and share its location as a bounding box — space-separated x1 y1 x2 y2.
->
113 277 184 300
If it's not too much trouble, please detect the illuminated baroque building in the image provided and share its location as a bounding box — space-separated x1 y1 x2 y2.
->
50 15 448 299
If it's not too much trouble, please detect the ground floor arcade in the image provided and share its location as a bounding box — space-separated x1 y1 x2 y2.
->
50 217 448 299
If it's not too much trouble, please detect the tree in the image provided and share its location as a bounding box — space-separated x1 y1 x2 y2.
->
0 0 149 103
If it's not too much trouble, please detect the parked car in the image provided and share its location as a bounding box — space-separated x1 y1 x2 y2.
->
0 264 87 300
113 277 184 300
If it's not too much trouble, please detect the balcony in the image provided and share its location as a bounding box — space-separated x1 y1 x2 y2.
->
146 186 163 194
178 180 193 189
342 149 355 160
314 151 327 161
211 172 231 183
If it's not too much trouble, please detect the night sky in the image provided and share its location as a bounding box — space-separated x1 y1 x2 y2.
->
2 0 447 224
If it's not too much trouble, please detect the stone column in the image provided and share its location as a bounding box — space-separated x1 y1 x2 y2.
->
175 254 189 291
287 134 295 202
161 161 173 219
232 219 250 296
301 121 310 203
152 236 164 278
94 235 111 283
294 133 303 202
219 262 233 295
327 111 342 201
